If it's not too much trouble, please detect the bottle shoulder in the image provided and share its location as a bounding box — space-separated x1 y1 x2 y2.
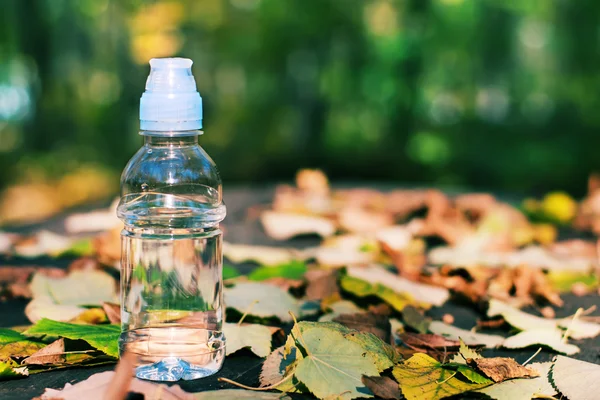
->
120 144 222 200
118 144 225 228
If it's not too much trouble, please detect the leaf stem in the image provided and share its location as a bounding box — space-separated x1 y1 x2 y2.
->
562 307 583 343
437 371 457 384
219 372 293 390
522 347 542 366
289 311 311 356
238 300 259 326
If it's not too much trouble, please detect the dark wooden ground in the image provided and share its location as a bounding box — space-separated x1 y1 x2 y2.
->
1 186 599 399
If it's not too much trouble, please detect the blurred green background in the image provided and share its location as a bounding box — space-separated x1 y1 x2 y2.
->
1 0 599 223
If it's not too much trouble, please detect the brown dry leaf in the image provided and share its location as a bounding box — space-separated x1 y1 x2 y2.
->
399 333 459 350
361 375 402 400
40 355 192 400
454 193 497 217
335 188 388 211
368 303 393 316
24 339 65 365
93 226 122 265
467 357 540 383
333 313 391 343
385 190 428 218
305 269 339 300
102 303 121 324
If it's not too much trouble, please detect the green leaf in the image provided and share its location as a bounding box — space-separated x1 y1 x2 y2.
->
0 360 28 380
393 353 491 400
289 321 398 373
223 265 240 280
0 328 45 361
58 238 94 257
224 282 300 322
548 270 598 292
450 339 482 364
455 365 493 384
292 326 379 399
477 362 555 400
223 323 272 358
346 265 449 307
24 319 120 358
340 275 415 312
248 261 307 281
344 331 399 372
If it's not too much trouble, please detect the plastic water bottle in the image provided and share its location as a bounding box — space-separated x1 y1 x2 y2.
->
117 58 226 381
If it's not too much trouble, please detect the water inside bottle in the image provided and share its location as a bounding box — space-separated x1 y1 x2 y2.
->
118 189 226 381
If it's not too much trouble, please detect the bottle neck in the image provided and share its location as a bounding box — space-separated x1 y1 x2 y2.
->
142 131 200 147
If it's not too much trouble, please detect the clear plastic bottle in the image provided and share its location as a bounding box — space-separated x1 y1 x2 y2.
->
117 58 226 381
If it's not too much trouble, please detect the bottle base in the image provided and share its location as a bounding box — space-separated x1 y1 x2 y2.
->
119 327 225 382
134 353 224 381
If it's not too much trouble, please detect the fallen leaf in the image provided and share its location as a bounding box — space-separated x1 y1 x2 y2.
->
223 265 241 280
488 299 600 340
102 302 121 324
292 326 379 399
467 357 539 383
450 339 482 364
305 269 339 300
223 242 300 265
399 333 459 351
259 345 301 393
23 338 66 365
39 370 193 400
333 313 391 343
477 361 556 400
347 265 449 307
261 211 336 240
93 226 121 265
402 305 430 334
338 207 393 233
248 261 307 281
0 360 28 380
290 321 399 374
195 390 292 399
550 355 600 400
344 330 400 372
340 275 416 312
319 300 365 322
502 328 579 355
24 319 120 358
223 323 273 358
0 328 45 361
312 235 377 267
64 201 120 233
361 375 402 400
224 282 300 322
70 308 108 324
13 231 75 258
428 321 505 348
25 300 86 324
393 353 490 400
